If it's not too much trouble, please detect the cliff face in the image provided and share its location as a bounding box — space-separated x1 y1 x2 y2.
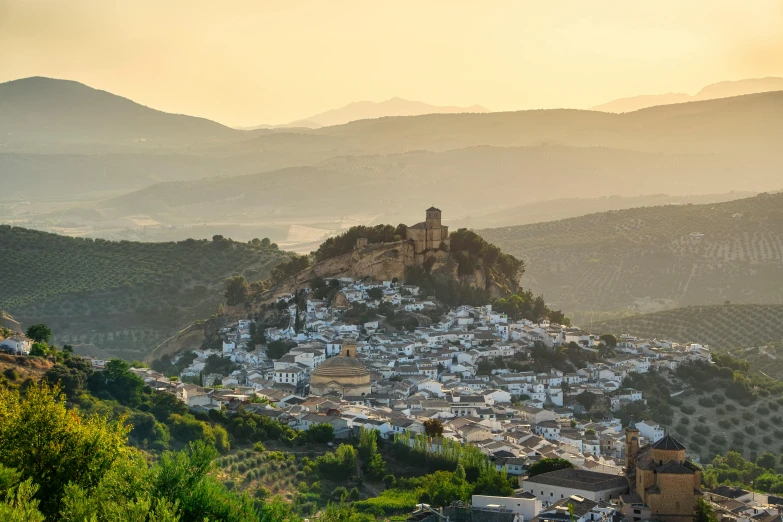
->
262 240 516 301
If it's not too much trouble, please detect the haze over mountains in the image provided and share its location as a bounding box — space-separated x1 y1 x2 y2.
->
242 98 490 129
593 76 783 113
3 74 783 357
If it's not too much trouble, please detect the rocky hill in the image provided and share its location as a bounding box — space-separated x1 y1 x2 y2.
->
479 192 783 320
0 225 291 359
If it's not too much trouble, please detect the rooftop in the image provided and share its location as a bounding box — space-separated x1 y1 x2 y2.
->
525 468 628 492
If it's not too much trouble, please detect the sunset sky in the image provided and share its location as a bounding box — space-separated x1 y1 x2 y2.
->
1 0 781 126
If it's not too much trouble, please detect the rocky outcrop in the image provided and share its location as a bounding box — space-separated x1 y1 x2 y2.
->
260 240 517 302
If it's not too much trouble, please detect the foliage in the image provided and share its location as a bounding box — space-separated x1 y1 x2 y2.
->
694 498 718 522
25 324 52 344
526 458 574 478
493 290 569 325
423 419 444 437
266 340 293 360
224 276 250 306
313 224 408 262
449 228 525 283
0 383 132 518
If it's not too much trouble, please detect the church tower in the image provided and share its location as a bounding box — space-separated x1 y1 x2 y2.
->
625 418 640 473
425 207 442 228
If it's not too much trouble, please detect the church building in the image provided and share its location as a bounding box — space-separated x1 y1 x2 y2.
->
406 207 450 254
618 420 703 522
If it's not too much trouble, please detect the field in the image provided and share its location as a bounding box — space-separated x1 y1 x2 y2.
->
0 225 291 359
479 192 783 317
591 304 783 350
669 390 783 465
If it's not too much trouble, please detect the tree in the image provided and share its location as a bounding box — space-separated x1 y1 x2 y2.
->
25 324 52 344
308 423 335 444
757 452 777 470
694 498 718 522
423 419 444 438
92 359 145 407
599 334 618 348
0 383 131 518
28 343 49 357
367 288 383 300
367 453 386 479
266 340 291 360
526 458 574 478
224 276 249 306
212 234 224 242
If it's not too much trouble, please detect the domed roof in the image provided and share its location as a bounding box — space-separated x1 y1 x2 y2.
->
312 356 370 378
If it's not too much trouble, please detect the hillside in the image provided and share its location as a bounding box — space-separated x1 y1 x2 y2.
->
590 304 783 350
285 97 489 127
593 76 783 113
21 145 777 247
479 192 783 319
0 76 247 151
0 225 291 359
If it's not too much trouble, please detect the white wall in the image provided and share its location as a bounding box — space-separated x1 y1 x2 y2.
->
472 495 541 520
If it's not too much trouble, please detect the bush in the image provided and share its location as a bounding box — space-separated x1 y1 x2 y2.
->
759 420 770 430
332 486 348 500
713 393 726 404
716 407 726 415
758 406 770 415
383 474 397 488
745 425 757 435
718 419 732 429
253 442 266 452
680 417 690 425
694 425 710 436
725 403 737 412
768 402 779 411
743 411 754 421
680 404 696 415
712 435 727 446
698 397 716 408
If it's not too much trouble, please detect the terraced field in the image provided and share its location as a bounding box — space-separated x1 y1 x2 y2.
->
0 225 291 359
590 304 783 350
480 192 783 316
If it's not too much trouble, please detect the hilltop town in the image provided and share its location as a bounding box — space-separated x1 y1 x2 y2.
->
3 210 780 522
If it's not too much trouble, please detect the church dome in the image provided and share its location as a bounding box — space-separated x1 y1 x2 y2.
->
312 356 369 378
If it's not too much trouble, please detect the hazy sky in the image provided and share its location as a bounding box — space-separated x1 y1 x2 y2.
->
1 0 782 126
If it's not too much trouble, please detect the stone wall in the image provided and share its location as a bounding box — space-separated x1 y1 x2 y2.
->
649 473 697 522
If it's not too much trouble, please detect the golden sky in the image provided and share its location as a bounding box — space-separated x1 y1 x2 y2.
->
1 0 781 126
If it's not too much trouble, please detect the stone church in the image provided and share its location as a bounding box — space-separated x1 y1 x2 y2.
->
619 420 703 522
406 207 450 254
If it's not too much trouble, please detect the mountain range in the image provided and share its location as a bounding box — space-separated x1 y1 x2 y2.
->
592 76 783 113
240 98 490 129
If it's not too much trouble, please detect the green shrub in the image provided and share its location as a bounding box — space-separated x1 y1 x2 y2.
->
698 397 716 408
680 405 696 414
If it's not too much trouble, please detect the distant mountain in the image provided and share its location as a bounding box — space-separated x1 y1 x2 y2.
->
593 77 783 113
70 146 777 242
284 97 490 128
453 192 758 230
479 192 783 319
0 76 246 151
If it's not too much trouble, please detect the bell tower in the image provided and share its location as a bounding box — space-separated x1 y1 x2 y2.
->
425 207 442 228
625 418 640 474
